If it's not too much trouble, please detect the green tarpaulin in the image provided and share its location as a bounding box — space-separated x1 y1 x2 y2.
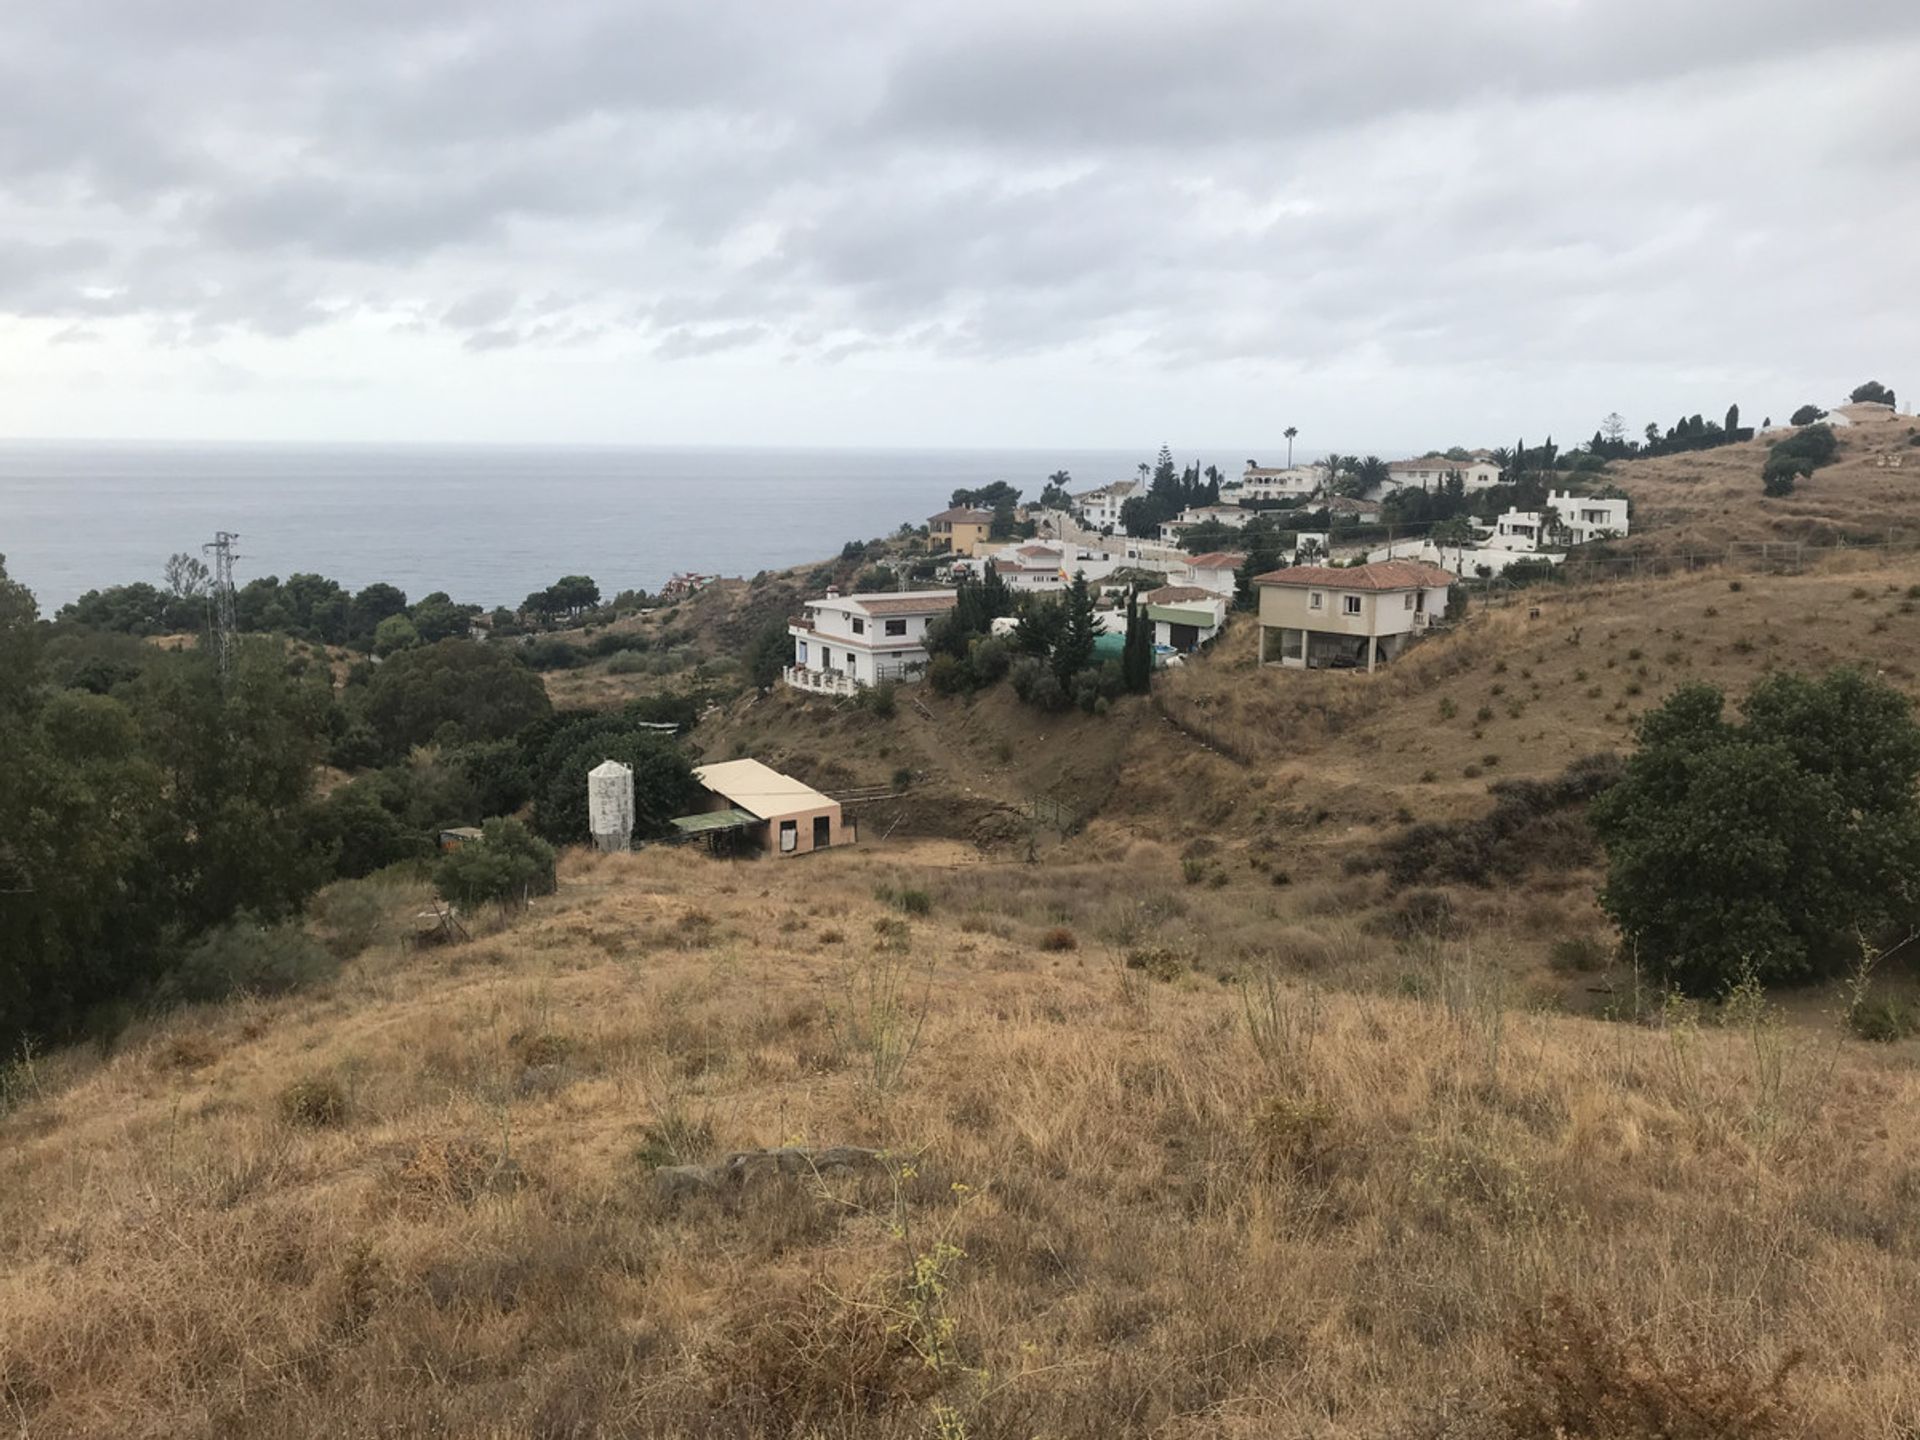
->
669 807 761 835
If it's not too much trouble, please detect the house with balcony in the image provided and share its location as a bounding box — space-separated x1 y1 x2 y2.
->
1229 462 1323 502
928 507 994 556
1254 561 1453 672
1488 491 1630 552
1377 456 1502 497
1073 480 1140 531
785 589 958 695
988 543 1069 591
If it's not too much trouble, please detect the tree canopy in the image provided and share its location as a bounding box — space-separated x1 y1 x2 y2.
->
1590 670 1920 993
360 639 552 758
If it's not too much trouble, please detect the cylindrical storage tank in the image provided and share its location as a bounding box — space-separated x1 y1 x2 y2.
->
587 759 635 853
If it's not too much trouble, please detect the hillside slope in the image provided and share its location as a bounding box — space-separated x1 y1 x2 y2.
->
1606 416 1920 551
3 842 1916 1437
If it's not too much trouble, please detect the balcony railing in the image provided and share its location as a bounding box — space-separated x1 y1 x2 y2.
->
783 665 860 697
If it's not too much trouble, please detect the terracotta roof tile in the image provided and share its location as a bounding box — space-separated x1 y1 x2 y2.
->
1185 551 1248 569
843 591 960 615
1252 561 1455 591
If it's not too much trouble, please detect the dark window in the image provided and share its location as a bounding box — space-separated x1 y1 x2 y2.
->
885 618 907 636
851 617 865 635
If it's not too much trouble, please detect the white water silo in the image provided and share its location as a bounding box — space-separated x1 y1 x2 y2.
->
587 759 635 852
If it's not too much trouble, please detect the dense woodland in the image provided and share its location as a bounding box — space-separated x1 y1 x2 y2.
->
0 556 701 1051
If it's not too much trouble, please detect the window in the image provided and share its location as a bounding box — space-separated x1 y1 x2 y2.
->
1343 595 1362 616
851 617 865 635
1309 591 1324 611
885 618 907 636
797 640 808 665
1403 593 1415 610
779 820 797 853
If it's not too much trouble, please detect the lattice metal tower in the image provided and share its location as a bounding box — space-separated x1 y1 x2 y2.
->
203 530 241 682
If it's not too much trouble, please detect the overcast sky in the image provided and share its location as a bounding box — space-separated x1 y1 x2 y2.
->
1 0 1915 453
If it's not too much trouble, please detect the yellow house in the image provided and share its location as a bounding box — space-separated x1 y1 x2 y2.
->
1254 561 1454 672
928 506 994 556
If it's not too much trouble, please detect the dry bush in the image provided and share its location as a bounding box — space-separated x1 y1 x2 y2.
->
1038 926 1078 952
1496 1295 1804 1438
277 1074 348 1127
703 1270 947 1427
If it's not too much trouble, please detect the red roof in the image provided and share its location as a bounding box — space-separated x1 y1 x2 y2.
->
1143 584 1215 604
929 507 993 523
1185 551 1248 569
1253 561 1455 591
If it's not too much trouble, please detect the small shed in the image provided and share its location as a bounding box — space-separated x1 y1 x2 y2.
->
438 826 484 852
674 758 848 857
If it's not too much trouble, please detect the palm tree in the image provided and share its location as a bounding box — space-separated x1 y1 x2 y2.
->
1354 455 1391 493
1284 426 1298 467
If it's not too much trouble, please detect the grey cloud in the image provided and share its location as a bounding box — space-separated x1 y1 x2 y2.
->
653 324 769 360
0 0 1917 440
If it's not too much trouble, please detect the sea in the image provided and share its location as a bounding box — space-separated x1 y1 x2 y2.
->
0 441 1231 613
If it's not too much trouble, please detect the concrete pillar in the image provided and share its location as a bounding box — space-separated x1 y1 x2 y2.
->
1367 635 1378 673
1258 625 1268 664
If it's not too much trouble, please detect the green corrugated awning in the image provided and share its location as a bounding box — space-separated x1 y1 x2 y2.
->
1146 606 1217 627
670 807 761 835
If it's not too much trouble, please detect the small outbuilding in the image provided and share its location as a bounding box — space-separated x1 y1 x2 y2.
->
672 758 850 857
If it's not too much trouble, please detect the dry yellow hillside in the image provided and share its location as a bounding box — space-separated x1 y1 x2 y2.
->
1606 417 1920 551
3 842 1918 1438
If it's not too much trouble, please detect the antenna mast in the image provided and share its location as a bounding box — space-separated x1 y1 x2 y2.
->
203 530 240 682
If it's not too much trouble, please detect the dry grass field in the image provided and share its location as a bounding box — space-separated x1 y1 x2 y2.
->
4 841 1918 1437
1607 416 1920 552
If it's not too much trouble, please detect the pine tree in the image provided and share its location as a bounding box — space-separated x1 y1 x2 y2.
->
1053 571 1097 688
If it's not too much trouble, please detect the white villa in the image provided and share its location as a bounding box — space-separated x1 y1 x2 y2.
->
1182 550 1247 597
1379 456 1503 496
1157 504 1255 543
1074 480 1140 530
785 590 957 695
988 543 1069 590
1228 462 1323 502
1366 536 1565 579
1489 490 1630 552
1254 561 1454 672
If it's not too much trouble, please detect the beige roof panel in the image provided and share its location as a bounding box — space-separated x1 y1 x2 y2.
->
693 758 838 819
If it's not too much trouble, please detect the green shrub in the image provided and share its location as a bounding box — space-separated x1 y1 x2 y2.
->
434 818 557 911
925 653 967 695
863 681 897 718
1848 997 1918 1043
895 888 932 917
160 917 338 1004
310 879 397 959
606 650 650 675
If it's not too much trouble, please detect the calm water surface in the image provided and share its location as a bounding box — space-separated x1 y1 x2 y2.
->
0 442 1197 611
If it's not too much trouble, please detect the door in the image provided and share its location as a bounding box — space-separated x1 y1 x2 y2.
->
1170 622 1199 651
812 815 832 850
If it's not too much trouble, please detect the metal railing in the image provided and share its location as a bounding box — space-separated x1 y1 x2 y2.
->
783 665 860 696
